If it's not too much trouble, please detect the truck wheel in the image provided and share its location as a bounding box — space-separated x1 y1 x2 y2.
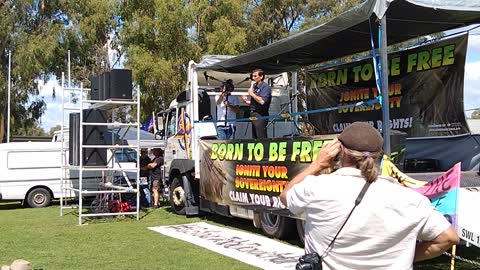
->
26 188 52 208
170 176 186 215
260 212 294 239
296 219 305 247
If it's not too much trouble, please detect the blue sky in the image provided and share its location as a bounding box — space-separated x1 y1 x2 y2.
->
464 30 480 117
37 31 480 132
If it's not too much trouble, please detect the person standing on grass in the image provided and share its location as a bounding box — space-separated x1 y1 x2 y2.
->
148 148 164 208
139 149 151 207
280 122 459 270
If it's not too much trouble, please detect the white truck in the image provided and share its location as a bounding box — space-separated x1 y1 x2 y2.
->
157 55 480 247
157 55 312 240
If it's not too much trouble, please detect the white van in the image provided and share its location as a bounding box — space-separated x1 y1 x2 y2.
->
0 141 66 207
0 141 139 207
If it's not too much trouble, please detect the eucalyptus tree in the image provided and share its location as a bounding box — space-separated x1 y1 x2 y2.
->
0 0 117 138
187 0 248 55
118 0 197 121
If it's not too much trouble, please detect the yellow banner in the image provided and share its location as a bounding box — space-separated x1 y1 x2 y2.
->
381 155 427 188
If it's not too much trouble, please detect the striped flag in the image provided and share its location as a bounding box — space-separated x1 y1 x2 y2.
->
381 157 461 226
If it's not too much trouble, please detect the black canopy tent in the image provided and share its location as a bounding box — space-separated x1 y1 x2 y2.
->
201 0 480 154
202 0 480 74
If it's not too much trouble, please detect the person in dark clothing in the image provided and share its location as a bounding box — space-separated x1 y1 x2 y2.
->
139 149 151 207
241 69 272 138
216 79 240 140
147 148 164 208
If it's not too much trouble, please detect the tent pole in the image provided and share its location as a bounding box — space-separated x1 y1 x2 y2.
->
380 15 391 155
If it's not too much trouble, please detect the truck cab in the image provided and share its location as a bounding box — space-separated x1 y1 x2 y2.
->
156 56 300 231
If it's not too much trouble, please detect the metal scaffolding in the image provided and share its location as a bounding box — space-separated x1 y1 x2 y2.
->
59 73 141 225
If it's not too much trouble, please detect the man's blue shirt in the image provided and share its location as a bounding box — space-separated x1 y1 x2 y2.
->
250 81 271 116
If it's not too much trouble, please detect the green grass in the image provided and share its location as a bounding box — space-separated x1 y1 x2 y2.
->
1 201 479 270
0 201 259 270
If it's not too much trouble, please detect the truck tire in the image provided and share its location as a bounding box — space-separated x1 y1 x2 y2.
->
260 212 294 239
26 187 52 208
296 219 305 247
170 176 186 215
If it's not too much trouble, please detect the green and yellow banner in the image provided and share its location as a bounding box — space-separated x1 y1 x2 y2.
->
306 34 469 137
199 136 336 212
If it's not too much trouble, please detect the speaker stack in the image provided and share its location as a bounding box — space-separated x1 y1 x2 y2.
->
99 71 110 101
90 69 132 101
90 76 100 100
109 69 132 99
69 113 80 165
71 69 132 166
82 109 108 166
68 109 108 166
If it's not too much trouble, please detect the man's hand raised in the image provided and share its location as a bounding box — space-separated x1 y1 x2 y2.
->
308 139 341 175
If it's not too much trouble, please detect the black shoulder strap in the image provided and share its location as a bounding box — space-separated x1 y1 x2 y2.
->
321 182 371 258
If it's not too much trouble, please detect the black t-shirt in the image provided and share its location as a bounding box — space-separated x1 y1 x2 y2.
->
150 156 164 181
140 156 151 177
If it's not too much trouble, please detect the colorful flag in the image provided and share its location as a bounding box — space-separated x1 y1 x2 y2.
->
141 116 154 132
381 156 461 226
411 163 461 226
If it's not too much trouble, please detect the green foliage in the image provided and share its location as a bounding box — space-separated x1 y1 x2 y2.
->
61 0 119 82
300 0 363 30
119 0 199 121
0 0 117 138
15 121 47 136
0 0 362 135
472 109 480 119
48 124 62 137
187 0 247 54
206 17 247 55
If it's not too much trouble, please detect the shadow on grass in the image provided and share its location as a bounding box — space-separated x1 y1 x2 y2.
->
0 201 24 210
49 197 160 224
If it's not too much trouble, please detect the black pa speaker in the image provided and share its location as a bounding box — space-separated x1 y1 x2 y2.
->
82 109 108 166
109 69 132 100
69 113 80 165
99 72 110 101
90 75 100 100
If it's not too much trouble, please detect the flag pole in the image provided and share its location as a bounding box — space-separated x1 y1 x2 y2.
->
7 51 11 143
450 245 456 270
152 111 157 134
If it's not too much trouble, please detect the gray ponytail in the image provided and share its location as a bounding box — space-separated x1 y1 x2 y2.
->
343 148 381 183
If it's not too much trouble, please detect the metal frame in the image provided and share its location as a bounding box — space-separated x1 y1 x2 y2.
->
59 73 141 225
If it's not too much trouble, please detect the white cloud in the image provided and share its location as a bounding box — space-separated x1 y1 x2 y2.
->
38 79 86 131
464 31 480 117
465 61 480 81
464 73 480 118
468 29 480 51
